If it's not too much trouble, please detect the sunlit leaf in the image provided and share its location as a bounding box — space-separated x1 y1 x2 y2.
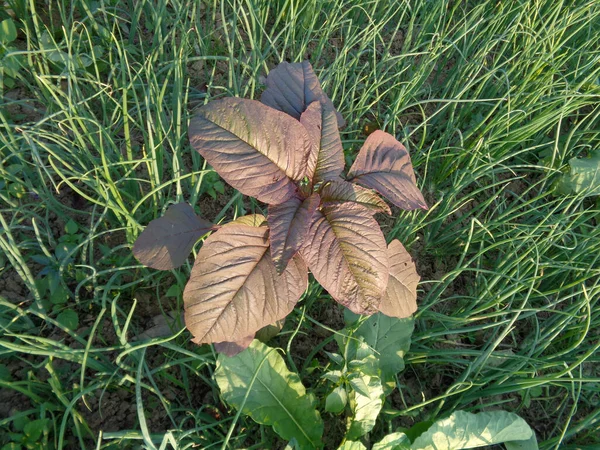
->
320 180 391 215
337 442 367 450
300 101 345 184
557 150 600 197
215 340 324 449
189 98 313 204
133 203 214 270
261 60 345 127
184 221 307 344
301 205 388 315
378 240 419 318
372 432 411 450
268 194 320 274
411 410 535 450
347 130 428 211
325 386 348 413
345 311 414 393
346 355 384 440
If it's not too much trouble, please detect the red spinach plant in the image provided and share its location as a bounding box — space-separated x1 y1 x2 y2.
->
133 61 428 354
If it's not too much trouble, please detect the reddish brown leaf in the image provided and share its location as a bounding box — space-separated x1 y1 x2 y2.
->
300 205 388 315
268 194 320 274
133 203 214 270
214 335 255 357
261 60 345 128
184 222 308 344
347 130 428 211
189 98 313 205
378 240 419 318
300 102 345 184
320 180 391 215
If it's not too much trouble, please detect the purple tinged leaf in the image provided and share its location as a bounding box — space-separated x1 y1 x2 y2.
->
320 180 391 215
300 101 345 184
184 221 308 344
189 98 314 205
261 60 346 128
378 240 419 319
268 194 320 274
214 335 255 357
347 130 428 211
301 205 389 315
132 203 214 270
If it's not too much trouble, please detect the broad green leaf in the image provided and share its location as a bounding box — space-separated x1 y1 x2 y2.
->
133 203 214 270
411 410 535 450
56 309 79 330
377 240 419 319
345 311 413 377
504 433 539 450
23 419 49 442
347 130 428 211
261 60 345 127
189 98 313 205
184 221 307 344
322 370 343 383
337 442 367 450
255 318 285 342
268 194 320 274
557 150 600 197
0 19 17 44
300 101 345 184
345 311 414 393
301 205 388 315
320 180 391 215
346 355 384 440
214 340 324 449
325 386 347 413
65 219 79 235
372 432 411 450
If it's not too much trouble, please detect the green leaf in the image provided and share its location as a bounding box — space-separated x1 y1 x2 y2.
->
411 410 536 450
23 419 49 442
50 284 68 305
345 311 414 392
65 219 79 235
557 150 600 197
56 309 79 330
214 340 323 449
324 351 344 366
0 363 11 381
504 434 539 450
346 355 384 440
1 19 17 44
165 285 181 298
325 386 347 413
322 370 343 383
337 442 367 450
372 432 411 450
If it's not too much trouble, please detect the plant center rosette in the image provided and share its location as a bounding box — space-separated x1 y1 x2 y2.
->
132 61 428 355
